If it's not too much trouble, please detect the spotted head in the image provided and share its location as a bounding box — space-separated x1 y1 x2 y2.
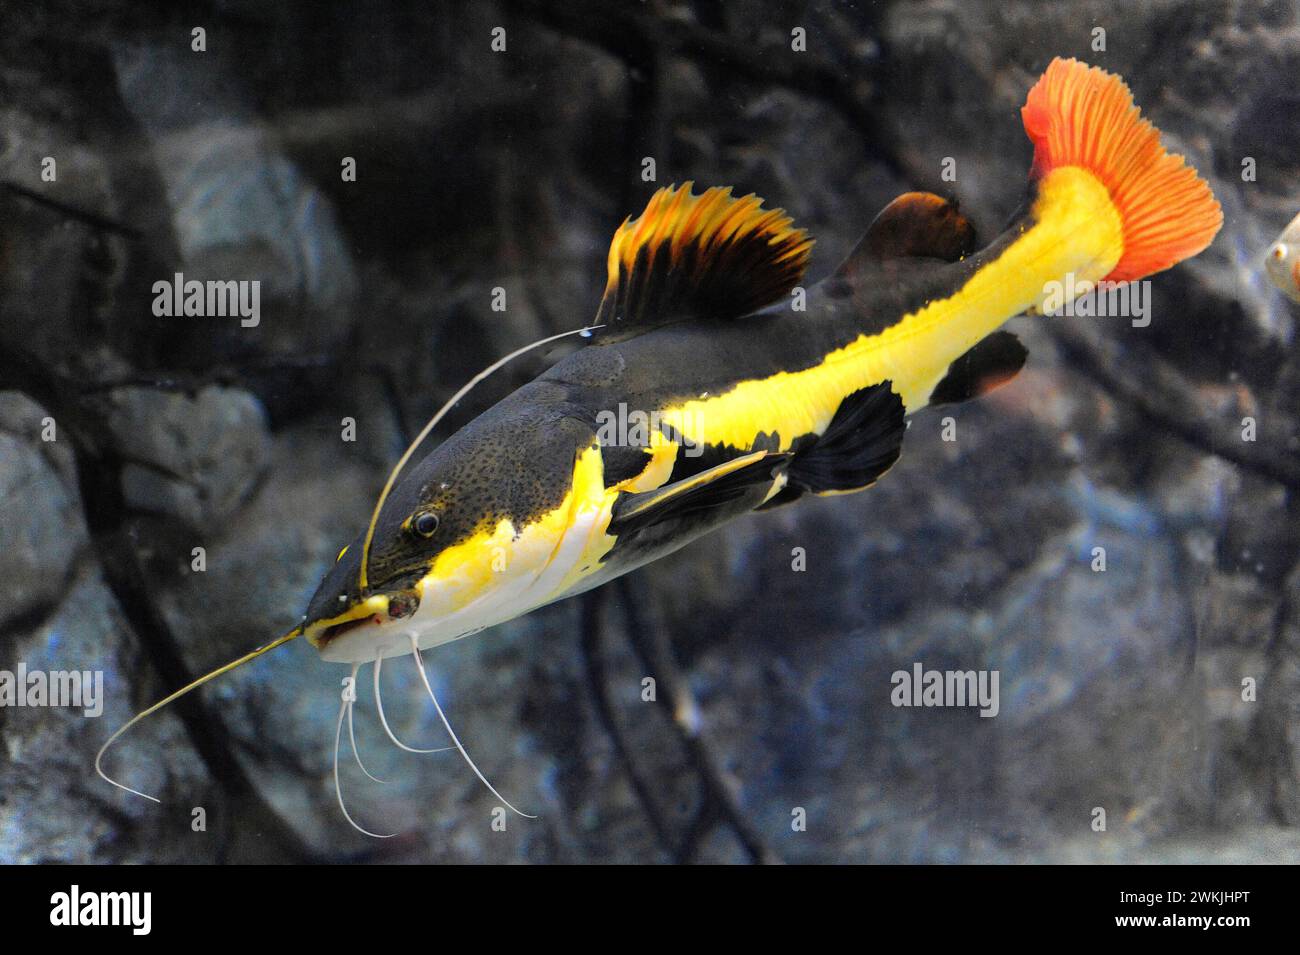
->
301 390 612 663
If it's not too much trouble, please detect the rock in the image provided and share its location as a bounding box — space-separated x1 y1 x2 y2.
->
112 39 358 362
105 385 270 529
0 398 87 632
0 571 216 864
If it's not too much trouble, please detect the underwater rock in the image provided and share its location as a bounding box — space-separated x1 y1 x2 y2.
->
0 572 216 864
111 39 358 363
0 400 87 633
105 385 271 530
0 106 132 364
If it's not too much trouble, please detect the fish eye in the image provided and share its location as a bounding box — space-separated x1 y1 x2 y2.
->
412 512 440 538
1273 243 1288 260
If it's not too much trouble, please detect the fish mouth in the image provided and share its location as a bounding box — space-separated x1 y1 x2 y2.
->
305 593 390 650
319 615 378 643
305 585 427 650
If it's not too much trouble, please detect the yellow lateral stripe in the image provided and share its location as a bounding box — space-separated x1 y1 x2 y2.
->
657 166 1124 451
552 449 625 595
610 430 680 493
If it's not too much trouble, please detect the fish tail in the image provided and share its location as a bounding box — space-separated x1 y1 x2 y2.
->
1020 56 1222 287
862 58 1223 412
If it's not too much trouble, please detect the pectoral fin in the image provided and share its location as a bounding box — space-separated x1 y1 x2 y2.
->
609 449 789 537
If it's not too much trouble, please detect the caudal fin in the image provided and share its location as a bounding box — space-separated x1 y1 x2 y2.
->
1021 57 1222 283
840 58 1223 415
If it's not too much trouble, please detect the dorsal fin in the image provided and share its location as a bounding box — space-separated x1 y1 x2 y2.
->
594 182 814 337
836 192 976 281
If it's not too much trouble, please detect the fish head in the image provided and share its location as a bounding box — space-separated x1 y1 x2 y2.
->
1265 237 1300 303
1267 239 1293 284
302 398 607 662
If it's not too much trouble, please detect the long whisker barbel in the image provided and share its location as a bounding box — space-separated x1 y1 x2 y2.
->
409 633 536 819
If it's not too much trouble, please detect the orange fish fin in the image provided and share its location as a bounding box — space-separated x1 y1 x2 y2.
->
595 182 814 336
1021 57 1222 283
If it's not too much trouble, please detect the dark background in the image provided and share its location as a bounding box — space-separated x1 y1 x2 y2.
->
1 0 1298 863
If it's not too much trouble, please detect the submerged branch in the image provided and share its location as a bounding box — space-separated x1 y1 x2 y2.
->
615 577 781 865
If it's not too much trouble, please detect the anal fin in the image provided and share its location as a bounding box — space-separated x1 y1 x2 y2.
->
928 331 1028 406
787 381 906 496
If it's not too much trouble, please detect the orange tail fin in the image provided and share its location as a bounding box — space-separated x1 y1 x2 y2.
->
1021 57 1222 283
